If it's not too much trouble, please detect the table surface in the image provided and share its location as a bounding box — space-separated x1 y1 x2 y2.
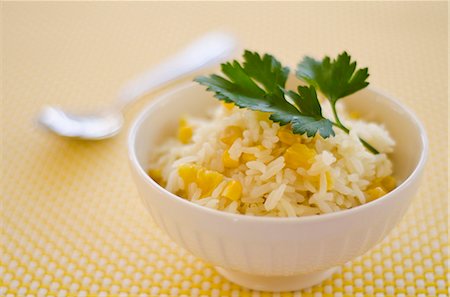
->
2 2 448 297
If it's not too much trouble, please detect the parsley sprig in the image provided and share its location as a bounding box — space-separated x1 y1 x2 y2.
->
195 50 379 154
296 52 379 154
195 51 334 138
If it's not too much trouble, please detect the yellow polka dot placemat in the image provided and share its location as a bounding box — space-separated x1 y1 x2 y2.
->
2 2 448 297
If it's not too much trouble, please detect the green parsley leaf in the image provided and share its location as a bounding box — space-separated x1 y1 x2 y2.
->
194 51 294 114
241 50 289 97
195 50 378 153
194 51 334 138
296 51 369 103
296 52 378 154
286 85 322 117
283 86 334 137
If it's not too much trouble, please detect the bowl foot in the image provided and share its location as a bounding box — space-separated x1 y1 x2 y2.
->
215 266 338 292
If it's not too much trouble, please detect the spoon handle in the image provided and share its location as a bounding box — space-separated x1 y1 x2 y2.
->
115 32 237 110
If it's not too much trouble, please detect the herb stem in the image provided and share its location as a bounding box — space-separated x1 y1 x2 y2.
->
331 102 346 130
331 103 380 154
357 137 380 155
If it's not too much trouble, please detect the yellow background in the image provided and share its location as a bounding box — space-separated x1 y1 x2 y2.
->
2 2 448 296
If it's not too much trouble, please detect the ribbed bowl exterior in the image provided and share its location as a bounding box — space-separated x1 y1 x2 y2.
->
130 164 424 276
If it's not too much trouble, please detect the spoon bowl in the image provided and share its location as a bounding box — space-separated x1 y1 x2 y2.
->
37 31 237 140
39 106 124 140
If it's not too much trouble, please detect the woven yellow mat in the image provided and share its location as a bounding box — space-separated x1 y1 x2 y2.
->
2 2 448 296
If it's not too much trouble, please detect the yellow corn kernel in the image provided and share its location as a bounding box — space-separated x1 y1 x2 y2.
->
220 126 243 145
349 111 361 119
308 171 334 191
271 146 287 158
179 117 188 126
178 164 198 186
241 145 265 162
177 118 193 144
222 150 240 168
178 126 193 144
221 101 234 111
148 169 163 184
196 168 224 197
241 152 257 162
175 189 186 199
284 143 317 169
366 186 387 202
277 127 300 145
380 176 396 192
370 175 397 193
255 111 271 122
255 144 267 153
221 180 243 201
326 171 334 190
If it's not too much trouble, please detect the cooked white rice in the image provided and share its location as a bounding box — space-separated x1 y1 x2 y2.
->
148 101 396 217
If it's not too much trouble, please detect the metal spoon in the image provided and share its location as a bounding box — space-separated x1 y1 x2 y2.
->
38 32 237 140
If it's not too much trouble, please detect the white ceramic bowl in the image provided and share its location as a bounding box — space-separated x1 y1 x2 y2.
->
128 82 428 291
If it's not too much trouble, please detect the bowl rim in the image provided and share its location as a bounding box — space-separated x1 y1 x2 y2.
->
128 82 429 224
